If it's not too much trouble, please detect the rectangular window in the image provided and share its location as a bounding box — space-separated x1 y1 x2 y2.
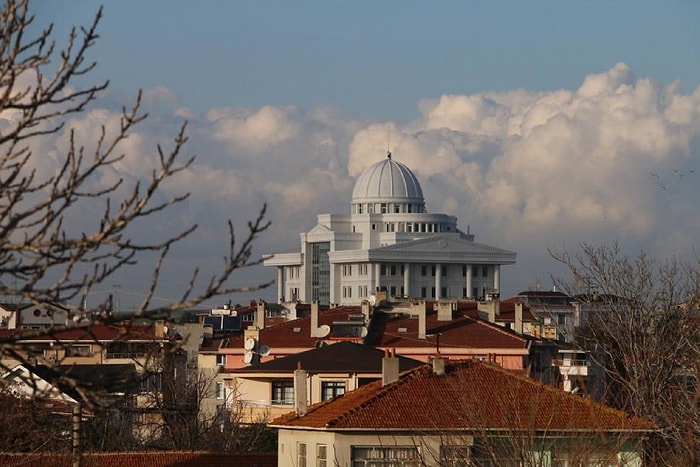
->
472 265 478 277
441 287 447 298
431 287 436 298
482 266 489 277
390 286 396 297
317 444 328 467
462 265 467 277
215 381 224 399
421 287 427 298
272 380 294 405
380 264 387 275
321 381 346 400
440 445 471 466
216 354 226 366
351 446 420 466
394 204 401 213
390 265 396 276
421 265 427 276
442 266 447 277
381 203 387 213
298 442 307 467
431 265 436 276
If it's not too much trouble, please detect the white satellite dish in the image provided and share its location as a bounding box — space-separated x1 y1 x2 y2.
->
243 351 253 364
258 345 271 357
368 295 376 306
244 338 256 351
359 327 368 338
315 324 331 338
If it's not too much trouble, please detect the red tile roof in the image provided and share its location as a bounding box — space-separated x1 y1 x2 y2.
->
224 306 363 350
271 360 656 433
0 324 163 342
367 310 529 350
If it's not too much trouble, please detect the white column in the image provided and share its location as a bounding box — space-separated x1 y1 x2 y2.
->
435 263 442 299
277 267 284 302
329 263 337 305
403 263 410 298
466 264 472 298
493 265 500 292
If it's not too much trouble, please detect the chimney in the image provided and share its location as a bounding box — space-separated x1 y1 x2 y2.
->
382 349 400 386
361 300 371 324
294 362 307 416
411 301 427 339
514 303 524 335
477 300 499 323
310 300 319 337
437 301 452 321
431 354 445 376
255 301 266 329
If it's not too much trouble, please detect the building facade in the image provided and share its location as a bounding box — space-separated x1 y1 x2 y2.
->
265 153 516 305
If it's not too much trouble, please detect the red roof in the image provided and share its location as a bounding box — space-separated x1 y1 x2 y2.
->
0 324 163 342
224 306 363 349
367 309 529 350
272 360 656 433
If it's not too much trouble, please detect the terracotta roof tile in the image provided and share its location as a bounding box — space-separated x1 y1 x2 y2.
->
271 360 656 433
367 310 529 350
232 341 422 374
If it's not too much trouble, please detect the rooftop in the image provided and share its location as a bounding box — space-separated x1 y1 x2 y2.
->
271 360 657 433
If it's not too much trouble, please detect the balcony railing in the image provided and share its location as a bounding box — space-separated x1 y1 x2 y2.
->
552 359 589 367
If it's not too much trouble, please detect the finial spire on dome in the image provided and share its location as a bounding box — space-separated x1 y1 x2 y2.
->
387 150 392 159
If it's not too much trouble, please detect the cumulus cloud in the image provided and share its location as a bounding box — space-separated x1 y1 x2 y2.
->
22 63 700 304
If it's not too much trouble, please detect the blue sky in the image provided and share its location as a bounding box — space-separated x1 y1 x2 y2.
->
25 1 700 308
38 1 700 120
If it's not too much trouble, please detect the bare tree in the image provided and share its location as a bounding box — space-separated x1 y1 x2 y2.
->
0 0 271 406
551 242 700 466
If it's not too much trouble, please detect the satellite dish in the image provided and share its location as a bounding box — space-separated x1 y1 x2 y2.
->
368 295 376 306
359 327 368 338
259 345 271 357
243 352 253 364
244 338 256 351
316 324 331 338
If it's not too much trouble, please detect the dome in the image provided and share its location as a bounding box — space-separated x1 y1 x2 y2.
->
351 153 425 204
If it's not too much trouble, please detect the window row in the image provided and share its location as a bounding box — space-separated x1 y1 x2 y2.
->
353 202 424 215
272 380 346 405
287 266 301 279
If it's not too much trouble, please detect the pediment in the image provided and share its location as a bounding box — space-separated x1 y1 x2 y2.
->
370 234 516 263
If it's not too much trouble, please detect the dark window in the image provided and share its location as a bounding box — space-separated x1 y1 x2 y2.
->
441 287 447 298
442 266 447 277
390 265 396 276
272 380 294 405
431 287 436 298
321 381 345 400
421 265 427 276
482 266 488 277
472 265 478 277
431 266 436 276
421 287 427 298
462 265 467 277
380 264 387 275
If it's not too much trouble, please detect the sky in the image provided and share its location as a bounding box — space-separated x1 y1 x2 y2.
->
22 1 700 309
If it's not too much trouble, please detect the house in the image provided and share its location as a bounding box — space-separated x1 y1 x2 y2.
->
508 290 576 342
264 153 516 305
208 341 422 423
271 358 657 466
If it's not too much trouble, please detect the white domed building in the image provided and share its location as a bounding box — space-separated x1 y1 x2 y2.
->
264 153 516 305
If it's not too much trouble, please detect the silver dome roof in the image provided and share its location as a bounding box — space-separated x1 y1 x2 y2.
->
351 154 425 204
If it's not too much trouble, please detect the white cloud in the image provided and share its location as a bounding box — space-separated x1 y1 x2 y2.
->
19 64 700 304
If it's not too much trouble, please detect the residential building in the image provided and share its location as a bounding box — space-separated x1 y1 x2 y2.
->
210 341 422 423
264 153 516 305
271 358 657 466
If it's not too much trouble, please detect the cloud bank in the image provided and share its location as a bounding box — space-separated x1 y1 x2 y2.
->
20 63 700 306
